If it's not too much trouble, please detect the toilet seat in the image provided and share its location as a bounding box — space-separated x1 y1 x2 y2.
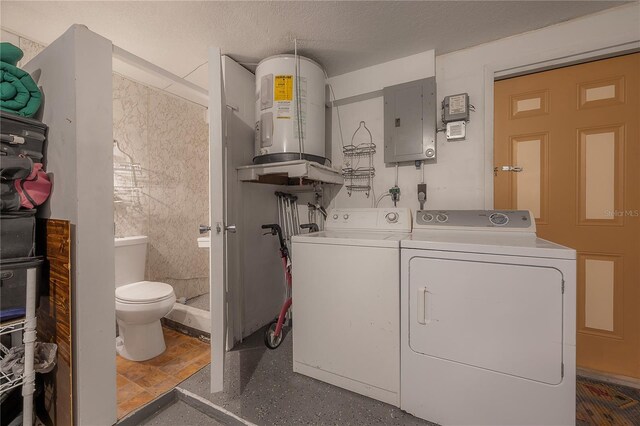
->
116 281 174 304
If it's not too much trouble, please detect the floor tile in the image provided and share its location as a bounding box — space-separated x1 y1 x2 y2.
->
118 390 155 419
174 360 209 381
117 382 145 403
116 326 211 419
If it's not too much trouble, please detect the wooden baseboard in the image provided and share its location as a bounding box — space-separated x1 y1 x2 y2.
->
578 367 640 390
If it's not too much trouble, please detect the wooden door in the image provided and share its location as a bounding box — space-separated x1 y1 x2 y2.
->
494 53 640 379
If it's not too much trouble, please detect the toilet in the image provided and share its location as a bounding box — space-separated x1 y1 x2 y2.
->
114 236 176 361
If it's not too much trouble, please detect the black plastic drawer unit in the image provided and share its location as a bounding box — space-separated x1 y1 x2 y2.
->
0 210 36 259
0 111 48 163
0 257 43 322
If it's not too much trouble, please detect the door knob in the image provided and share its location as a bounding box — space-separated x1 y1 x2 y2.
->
500 166 523 172
225 224 237 233
199 225 211 234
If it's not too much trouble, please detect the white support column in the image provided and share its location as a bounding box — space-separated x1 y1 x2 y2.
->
23 24 116 425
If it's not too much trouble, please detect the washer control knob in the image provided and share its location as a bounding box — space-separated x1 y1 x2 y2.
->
436 213 448 223
421 213 434 222
386 212 399 223
343 214 350 220
489 212 509 226
333 214 339 220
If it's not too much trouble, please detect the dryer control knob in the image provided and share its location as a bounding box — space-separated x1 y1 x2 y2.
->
489 212 509 226
343 214 350 220
386 212 399 223
333 214 339 220
436 213 448 223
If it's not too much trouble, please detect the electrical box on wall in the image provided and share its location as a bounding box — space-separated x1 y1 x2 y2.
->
442 93 469 123
383 77 436 163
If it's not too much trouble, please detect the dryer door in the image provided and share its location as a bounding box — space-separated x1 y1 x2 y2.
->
408 254 564 384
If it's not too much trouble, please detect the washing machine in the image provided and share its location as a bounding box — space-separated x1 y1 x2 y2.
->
401 210 576 426
291 207 412 406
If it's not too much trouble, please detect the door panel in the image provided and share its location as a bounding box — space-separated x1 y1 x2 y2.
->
208 47 226 392
409 256 563 385
494 53 640 378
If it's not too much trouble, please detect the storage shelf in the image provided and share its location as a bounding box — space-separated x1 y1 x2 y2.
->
0 318 27 336
0 365 24 394
237 160 343 186
0 259 39 425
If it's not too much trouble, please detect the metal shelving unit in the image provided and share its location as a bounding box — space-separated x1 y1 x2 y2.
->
342 121 376 197
113 139 144 205
0 262 39 426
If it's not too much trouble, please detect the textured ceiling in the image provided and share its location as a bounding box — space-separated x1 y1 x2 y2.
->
1 1 628 88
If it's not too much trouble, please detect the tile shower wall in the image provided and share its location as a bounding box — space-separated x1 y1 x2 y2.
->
113 75 209 300
6 31 209 300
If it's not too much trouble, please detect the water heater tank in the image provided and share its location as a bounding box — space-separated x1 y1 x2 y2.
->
254 55 327 165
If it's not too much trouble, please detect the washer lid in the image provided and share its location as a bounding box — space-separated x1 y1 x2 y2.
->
116 281 174 303
292 230 410 248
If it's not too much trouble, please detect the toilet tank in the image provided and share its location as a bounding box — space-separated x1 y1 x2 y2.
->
114 236 148 287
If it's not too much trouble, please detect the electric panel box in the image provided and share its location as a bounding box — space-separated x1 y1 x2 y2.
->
442 93 469 123
384 77 436 163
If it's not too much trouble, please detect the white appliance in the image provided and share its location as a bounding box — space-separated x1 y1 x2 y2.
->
291 208 412 406
254 54 327 165
401 210 576 426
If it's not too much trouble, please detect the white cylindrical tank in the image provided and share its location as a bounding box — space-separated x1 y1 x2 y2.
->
114 236 148 287
254 54 327 165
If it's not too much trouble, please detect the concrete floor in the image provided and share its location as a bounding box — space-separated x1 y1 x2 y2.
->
141 401 223 426
175 327 433 425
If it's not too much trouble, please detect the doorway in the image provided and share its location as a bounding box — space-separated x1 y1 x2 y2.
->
494 53 640 379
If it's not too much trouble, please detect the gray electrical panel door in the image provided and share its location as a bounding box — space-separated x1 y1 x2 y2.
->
384 77 436 163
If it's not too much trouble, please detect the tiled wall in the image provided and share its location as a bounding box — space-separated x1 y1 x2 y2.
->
9 32 209 300
113 75 209 300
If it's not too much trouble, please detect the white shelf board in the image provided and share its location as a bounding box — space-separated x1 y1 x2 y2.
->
237 160 344 186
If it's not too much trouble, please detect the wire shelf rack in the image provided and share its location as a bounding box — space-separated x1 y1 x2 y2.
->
0 364 25 394
0 321 28 394
113 162 142 172
342 121 376 197
113 139 143 206
342 166 376 178
0 319 27 337
342 142 376 157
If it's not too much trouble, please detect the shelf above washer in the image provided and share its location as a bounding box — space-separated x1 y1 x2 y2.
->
237 160 344 186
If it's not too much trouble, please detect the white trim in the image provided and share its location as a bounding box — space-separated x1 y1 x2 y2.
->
484 42 640 208
112 45 208 106
175 388 257 426
495 41 640 80
112 45 207 96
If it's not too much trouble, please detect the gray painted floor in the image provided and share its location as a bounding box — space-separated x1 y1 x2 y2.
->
177 327 433 425
141 400 223 426
186 293 210 311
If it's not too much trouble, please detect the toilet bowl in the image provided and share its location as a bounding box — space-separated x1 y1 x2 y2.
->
114 236 176 361
115 281 176 361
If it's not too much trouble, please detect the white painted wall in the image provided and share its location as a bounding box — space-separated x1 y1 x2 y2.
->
329 50 435 102
328 3 640 211
23 25 116 425
327 51 435 210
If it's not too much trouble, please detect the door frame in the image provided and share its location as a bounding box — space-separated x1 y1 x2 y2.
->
483 41 640 208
